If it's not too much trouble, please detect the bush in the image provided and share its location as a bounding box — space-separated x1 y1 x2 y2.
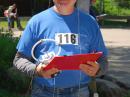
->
0 33 16 69
114 0 130 8
0 33 31 96
94 0 130 16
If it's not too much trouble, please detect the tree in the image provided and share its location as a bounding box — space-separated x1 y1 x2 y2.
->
114 0 130 8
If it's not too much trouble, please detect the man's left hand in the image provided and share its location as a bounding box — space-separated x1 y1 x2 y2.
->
79 61 100 77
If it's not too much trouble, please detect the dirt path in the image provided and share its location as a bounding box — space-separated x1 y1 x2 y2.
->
12 28 22 37
101 28 130 47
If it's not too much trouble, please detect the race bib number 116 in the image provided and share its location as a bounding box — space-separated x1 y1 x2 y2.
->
55 33 78 45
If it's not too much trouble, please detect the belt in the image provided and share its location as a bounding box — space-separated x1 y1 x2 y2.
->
43 83 88 94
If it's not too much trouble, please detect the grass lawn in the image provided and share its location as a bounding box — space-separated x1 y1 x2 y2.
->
100 19 130 28
0 20 28 29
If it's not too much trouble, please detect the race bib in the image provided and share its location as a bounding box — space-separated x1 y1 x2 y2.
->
55 33 78 45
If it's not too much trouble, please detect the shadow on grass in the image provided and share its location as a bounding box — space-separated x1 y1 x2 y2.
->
99 19 130 28
106 46 130 89
108 46 130 61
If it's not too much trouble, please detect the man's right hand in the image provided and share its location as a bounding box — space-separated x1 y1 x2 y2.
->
35 63 60 78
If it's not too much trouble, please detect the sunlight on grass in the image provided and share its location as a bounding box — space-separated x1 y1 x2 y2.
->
21 20 28 29
0 20 28 29
0 21 8 28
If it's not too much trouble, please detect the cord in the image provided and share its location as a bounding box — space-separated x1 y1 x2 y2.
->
76 1 82 96
53 78 56 97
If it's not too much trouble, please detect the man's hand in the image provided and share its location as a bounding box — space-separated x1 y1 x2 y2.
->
79 61 100 77
35 63 60 78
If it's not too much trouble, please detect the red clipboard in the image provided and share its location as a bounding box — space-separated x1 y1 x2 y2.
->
44 52 102 70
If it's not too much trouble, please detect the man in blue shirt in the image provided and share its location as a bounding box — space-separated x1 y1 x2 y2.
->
13 0 108 97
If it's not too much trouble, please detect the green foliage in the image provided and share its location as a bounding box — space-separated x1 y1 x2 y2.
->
0 89 20 97
0 88 30 97
105 0 130 16
0 33 17 69
94 0 130 16
114 0 130 8
124 91 130 97
0 6 4 16
31 0 53 14
0 33 31 96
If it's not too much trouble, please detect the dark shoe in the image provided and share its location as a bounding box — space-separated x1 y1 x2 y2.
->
8 27 11 31
18 27 23 31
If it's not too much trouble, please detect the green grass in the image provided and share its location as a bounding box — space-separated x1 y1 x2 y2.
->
21 20 28 28
0 21 7 28
100 19 130 28
0 20 28 29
